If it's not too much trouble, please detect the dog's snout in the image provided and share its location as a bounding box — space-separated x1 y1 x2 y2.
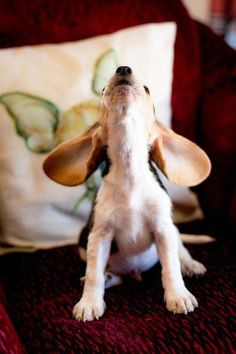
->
116 66 132 76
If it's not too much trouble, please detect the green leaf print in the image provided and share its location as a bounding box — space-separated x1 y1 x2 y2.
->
0 92 60 153
92 48 118 96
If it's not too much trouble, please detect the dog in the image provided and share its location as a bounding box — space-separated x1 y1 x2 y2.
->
43 66 212 321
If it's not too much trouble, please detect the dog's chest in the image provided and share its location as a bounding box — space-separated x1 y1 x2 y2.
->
113 205 153 254
97 172 169 254
95 120 171 254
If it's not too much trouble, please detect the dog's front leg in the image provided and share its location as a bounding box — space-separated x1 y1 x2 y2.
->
154 221 198 314
73 228 112 321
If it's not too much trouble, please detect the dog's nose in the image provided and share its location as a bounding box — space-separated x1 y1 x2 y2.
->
116 66 132 76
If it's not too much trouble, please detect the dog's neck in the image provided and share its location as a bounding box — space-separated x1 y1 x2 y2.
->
106 112 150 187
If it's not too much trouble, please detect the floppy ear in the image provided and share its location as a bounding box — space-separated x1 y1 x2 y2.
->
43 123 106 186
150 122 211 187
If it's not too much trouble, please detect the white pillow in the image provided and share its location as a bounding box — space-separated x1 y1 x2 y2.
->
0 22 198 255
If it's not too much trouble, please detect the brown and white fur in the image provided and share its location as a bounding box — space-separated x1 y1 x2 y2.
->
43 66 212 321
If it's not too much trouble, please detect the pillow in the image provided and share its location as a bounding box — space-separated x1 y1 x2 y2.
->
0 22 199 255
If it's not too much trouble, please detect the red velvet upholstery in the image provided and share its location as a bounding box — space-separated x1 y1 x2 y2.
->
1 242 235 353
194 22 236 239
0 0 235 352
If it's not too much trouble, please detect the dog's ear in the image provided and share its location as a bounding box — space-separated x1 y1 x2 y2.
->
150 122 211 187
43 123 106 186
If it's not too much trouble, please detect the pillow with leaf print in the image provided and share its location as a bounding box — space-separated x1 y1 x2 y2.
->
0 22 198 255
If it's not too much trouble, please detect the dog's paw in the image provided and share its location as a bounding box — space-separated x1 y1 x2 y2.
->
181 258 207 278
80 273 123 289
72 297 106 321
165 289 198 315
105 272 123 289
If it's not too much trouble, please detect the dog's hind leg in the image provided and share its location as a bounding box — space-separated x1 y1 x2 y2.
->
104 271 123 288
177 232 207 277
80 271 123 288
79 247 123 288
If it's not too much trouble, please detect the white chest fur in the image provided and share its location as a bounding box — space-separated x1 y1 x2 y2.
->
94 114 172 255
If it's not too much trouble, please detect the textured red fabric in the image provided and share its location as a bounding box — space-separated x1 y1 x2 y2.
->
0 243 235 353
193 22 236 236
0 302 25 354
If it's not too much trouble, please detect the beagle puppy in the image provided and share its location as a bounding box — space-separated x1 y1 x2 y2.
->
43 66 211 321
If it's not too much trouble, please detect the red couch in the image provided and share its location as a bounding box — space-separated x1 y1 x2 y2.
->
0 0 235 352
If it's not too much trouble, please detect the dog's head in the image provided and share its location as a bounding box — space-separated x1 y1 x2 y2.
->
99 66 155 140
43 67 211 187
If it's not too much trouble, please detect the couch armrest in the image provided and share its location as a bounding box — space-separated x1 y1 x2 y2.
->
0 300 25 354
194 22 236 240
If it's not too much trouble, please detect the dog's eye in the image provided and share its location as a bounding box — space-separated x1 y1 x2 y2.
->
143 85 150 94
102 87 105 94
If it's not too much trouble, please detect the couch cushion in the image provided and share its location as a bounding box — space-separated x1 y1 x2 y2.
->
0 236 235 353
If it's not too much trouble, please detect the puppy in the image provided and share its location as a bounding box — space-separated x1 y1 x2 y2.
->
43 66 212 321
